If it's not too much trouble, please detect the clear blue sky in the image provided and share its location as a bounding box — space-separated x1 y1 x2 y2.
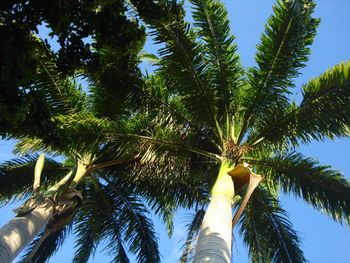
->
1 0 350 262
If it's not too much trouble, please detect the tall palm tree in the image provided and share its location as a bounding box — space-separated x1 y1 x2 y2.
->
0 31 180 263
0 84 162 263
114 0 350 261
0 1 190 261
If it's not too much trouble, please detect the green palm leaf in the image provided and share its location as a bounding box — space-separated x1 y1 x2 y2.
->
248 61 350 148
238 185 306 263
87 46 144 119
148 9 223 142
245 152 350 224
191 0 243 139
237 0 320 143
112 240 131 263
20 223 72 263
98 177 161 263
73 227 96 263
0 155 66 204
73 188 103 263
98 155 211 237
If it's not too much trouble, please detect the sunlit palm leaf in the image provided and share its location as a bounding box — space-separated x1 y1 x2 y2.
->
245 152 350 224
248 61 350 148
191 0 243 138
237 0 319 143
148 8 224 142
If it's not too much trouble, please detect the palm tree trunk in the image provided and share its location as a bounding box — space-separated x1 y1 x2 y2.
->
193 162 263 263
193 194 233 263
0 201 54 263
0 158 89 263
193 162 234 263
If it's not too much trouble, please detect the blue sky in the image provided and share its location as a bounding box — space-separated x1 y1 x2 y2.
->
1 0 350 262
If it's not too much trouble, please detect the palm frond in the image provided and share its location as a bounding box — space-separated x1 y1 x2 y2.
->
146 196 176 237
73 209 99 263
73 229 96 263
238 185 306 263
13 138 60 157
143 74 220 151
112 240 131 263
147 7 224 143
3 38 90 141
237 0 319 143
139 52 160 66
245 152 350 224
72 181 107 263
191 0 243 139
86 175 161 263
20 223 72 263
179 209 205 263
100 148 212 211
86 45 144 119
248 61 350 148
49 112 114 156
0 155 65 204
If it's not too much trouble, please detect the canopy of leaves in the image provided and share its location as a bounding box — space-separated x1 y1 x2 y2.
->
1 0 350 262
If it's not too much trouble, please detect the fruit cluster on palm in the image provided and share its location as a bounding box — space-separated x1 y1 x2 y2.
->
1 0 350 262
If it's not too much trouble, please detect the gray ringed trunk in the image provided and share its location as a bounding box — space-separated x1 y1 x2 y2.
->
0 202 54 263
193 194 233 263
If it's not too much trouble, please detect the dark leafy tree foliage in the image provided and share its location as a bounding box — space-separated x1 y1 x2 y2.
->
0 0 181 139
0 1 187 262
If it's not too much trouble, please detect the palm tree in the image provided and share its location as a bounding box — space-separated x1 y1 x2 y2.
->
114 0 350 261
0 1 190 261
0 88 162 263
0 33 177 263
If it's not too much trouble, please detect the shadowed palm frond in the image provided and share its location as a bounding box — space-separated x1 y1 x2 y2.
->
179 208 205 263
3 39 90 142
247 61 350 149
96 153 211 238
134 170 209 237
0 155 66 204
86 45 144 120
112 240 131 263
51 112 113 156
237 0 319 144
73 185 103 263
73 227 97 263
238 185 306 263
105 109 221 162
143 74 220 151
147 7 225 143
245 152 350 224
14 112 117 158
93 177 160 263
20 222 72 263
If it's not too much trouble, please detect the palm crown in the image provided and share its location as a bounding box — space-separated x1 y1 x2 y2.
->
119 0 350 261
